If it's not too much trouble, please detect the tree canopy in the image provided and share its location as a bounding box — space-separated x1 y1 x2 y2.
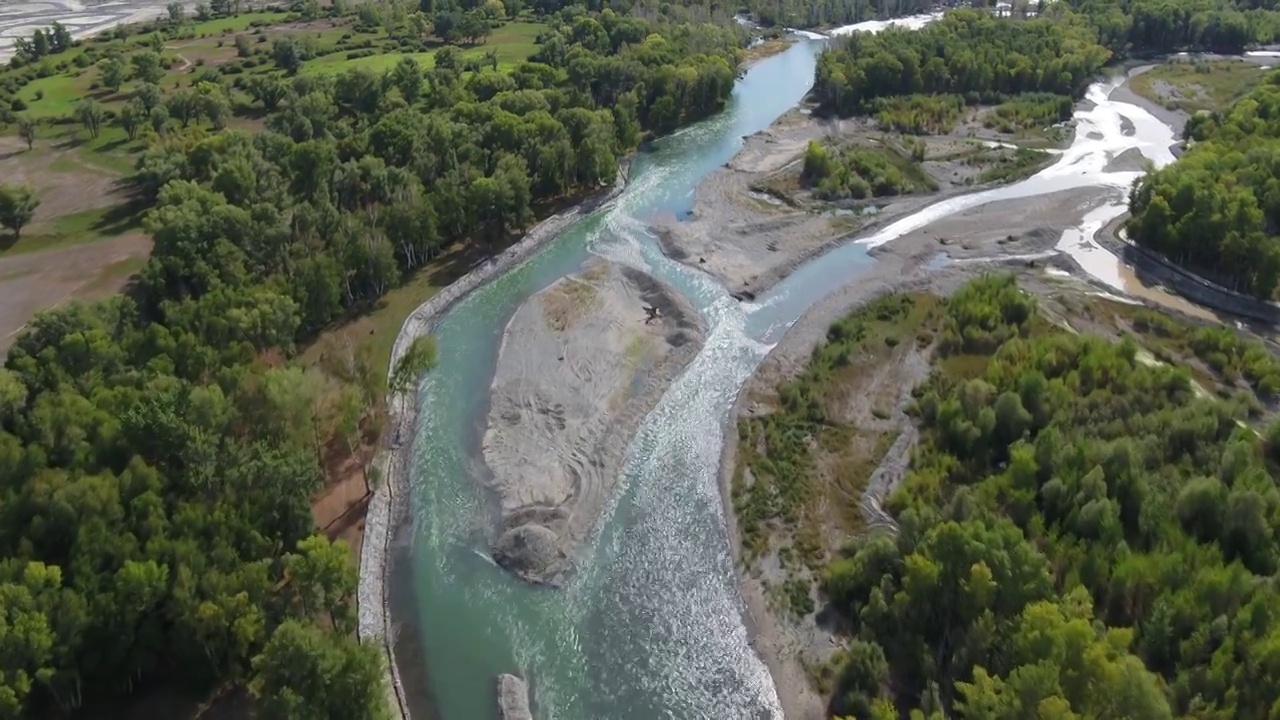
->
822 275 1280 719
811 11 1111 119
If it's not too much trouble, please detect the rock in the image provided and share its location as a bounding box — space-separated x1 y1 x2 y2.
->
492 523 565 583
496 674 533 720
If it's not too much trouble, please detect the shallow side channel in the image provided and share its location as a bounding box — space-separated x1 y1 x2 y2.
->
398 39 830 720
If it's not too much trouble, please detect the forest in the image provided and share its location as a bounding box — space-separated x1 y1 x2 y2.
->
753 0 1280 55
0 3 742 717
810 1 1280 132
1127 73 1280 299
810 11 1111 120
1069 0 1280 56
823 275 1280 719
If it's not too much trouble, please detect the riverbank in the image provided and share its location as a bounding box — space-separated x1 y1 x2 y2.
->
653 106 1065 300
481 258 705 585
357 168 627 720
713 57 1262 717
718 185 1108 719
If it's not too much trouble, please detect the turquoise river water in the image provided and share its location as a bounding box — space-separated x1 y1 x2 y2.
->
398 38 834 720
393 22 1181 720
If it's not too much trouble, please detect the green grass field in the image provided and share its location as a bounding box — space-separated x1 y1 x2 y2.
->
16 72 98 119
301 21 542 75
0 202 143 257
1130 59 1267 114
185 11 291 36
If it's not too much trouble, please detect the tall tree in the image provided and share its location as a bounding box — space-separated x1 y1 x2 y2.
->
74 99 105 139
130 51 165 84
16 117 36 151
98 56 126 92
0 185 39 241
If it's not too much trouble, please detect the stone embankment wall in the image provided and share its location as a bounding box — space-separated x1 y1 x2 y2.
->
356 168 628 720
1095 226 1280 325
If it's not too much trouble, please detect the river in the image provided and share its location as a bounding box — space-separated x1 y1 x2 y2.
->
397 25 1181 720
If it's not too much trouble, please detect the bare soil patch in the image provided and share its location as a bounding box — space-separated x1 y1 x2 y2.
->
0 233 151 352
313 449 373 558
0 136 132 224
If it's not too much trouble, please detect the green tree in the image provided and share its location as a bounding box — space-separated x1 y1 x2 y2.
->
246 75 290 110
0 185 39 240
74 98 105 138
272 37 303 74
16 117 36 151
166 89 201 127
389 56 422 103
285 535 356 630
250 620 391 720
98 56 126 92
130 51 165 84
134 82 163 111
390 335 437 397
167 1 186 24
119 98 145 140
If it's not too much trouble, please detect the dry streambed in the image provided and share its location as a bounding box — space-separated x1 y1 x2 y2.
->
482 258 704 584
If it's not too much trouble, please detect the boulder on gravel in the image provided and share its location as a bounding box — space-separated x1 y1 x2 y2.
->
492 523 565 583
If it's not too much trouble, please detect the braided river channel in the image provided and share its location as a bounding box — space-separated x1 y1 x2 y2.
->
393 21 1181 720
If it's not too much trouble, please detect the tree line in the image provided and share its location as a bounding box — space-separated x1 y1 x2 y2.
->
748 0 934 32
0 6 742 718
811 11 1110 120
1070 0 1280 56
1127 74 1280 299
823 275 1280 719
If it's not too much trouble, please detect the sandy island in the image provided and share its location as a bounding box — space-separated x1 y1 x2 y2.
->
482 258 705 584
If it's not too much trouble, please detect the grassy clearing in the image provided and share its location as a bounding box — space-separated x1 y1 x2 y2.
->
16 73 97 119
185 11 292 36
1130 58 1266 114
300 21 543 75
80 255 148 295
1 203 144 256
41 127 144 175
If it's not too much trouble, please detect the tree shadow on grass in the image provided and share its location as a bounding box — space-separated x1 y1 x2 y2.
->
91 200 148 237
97 136 130 154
